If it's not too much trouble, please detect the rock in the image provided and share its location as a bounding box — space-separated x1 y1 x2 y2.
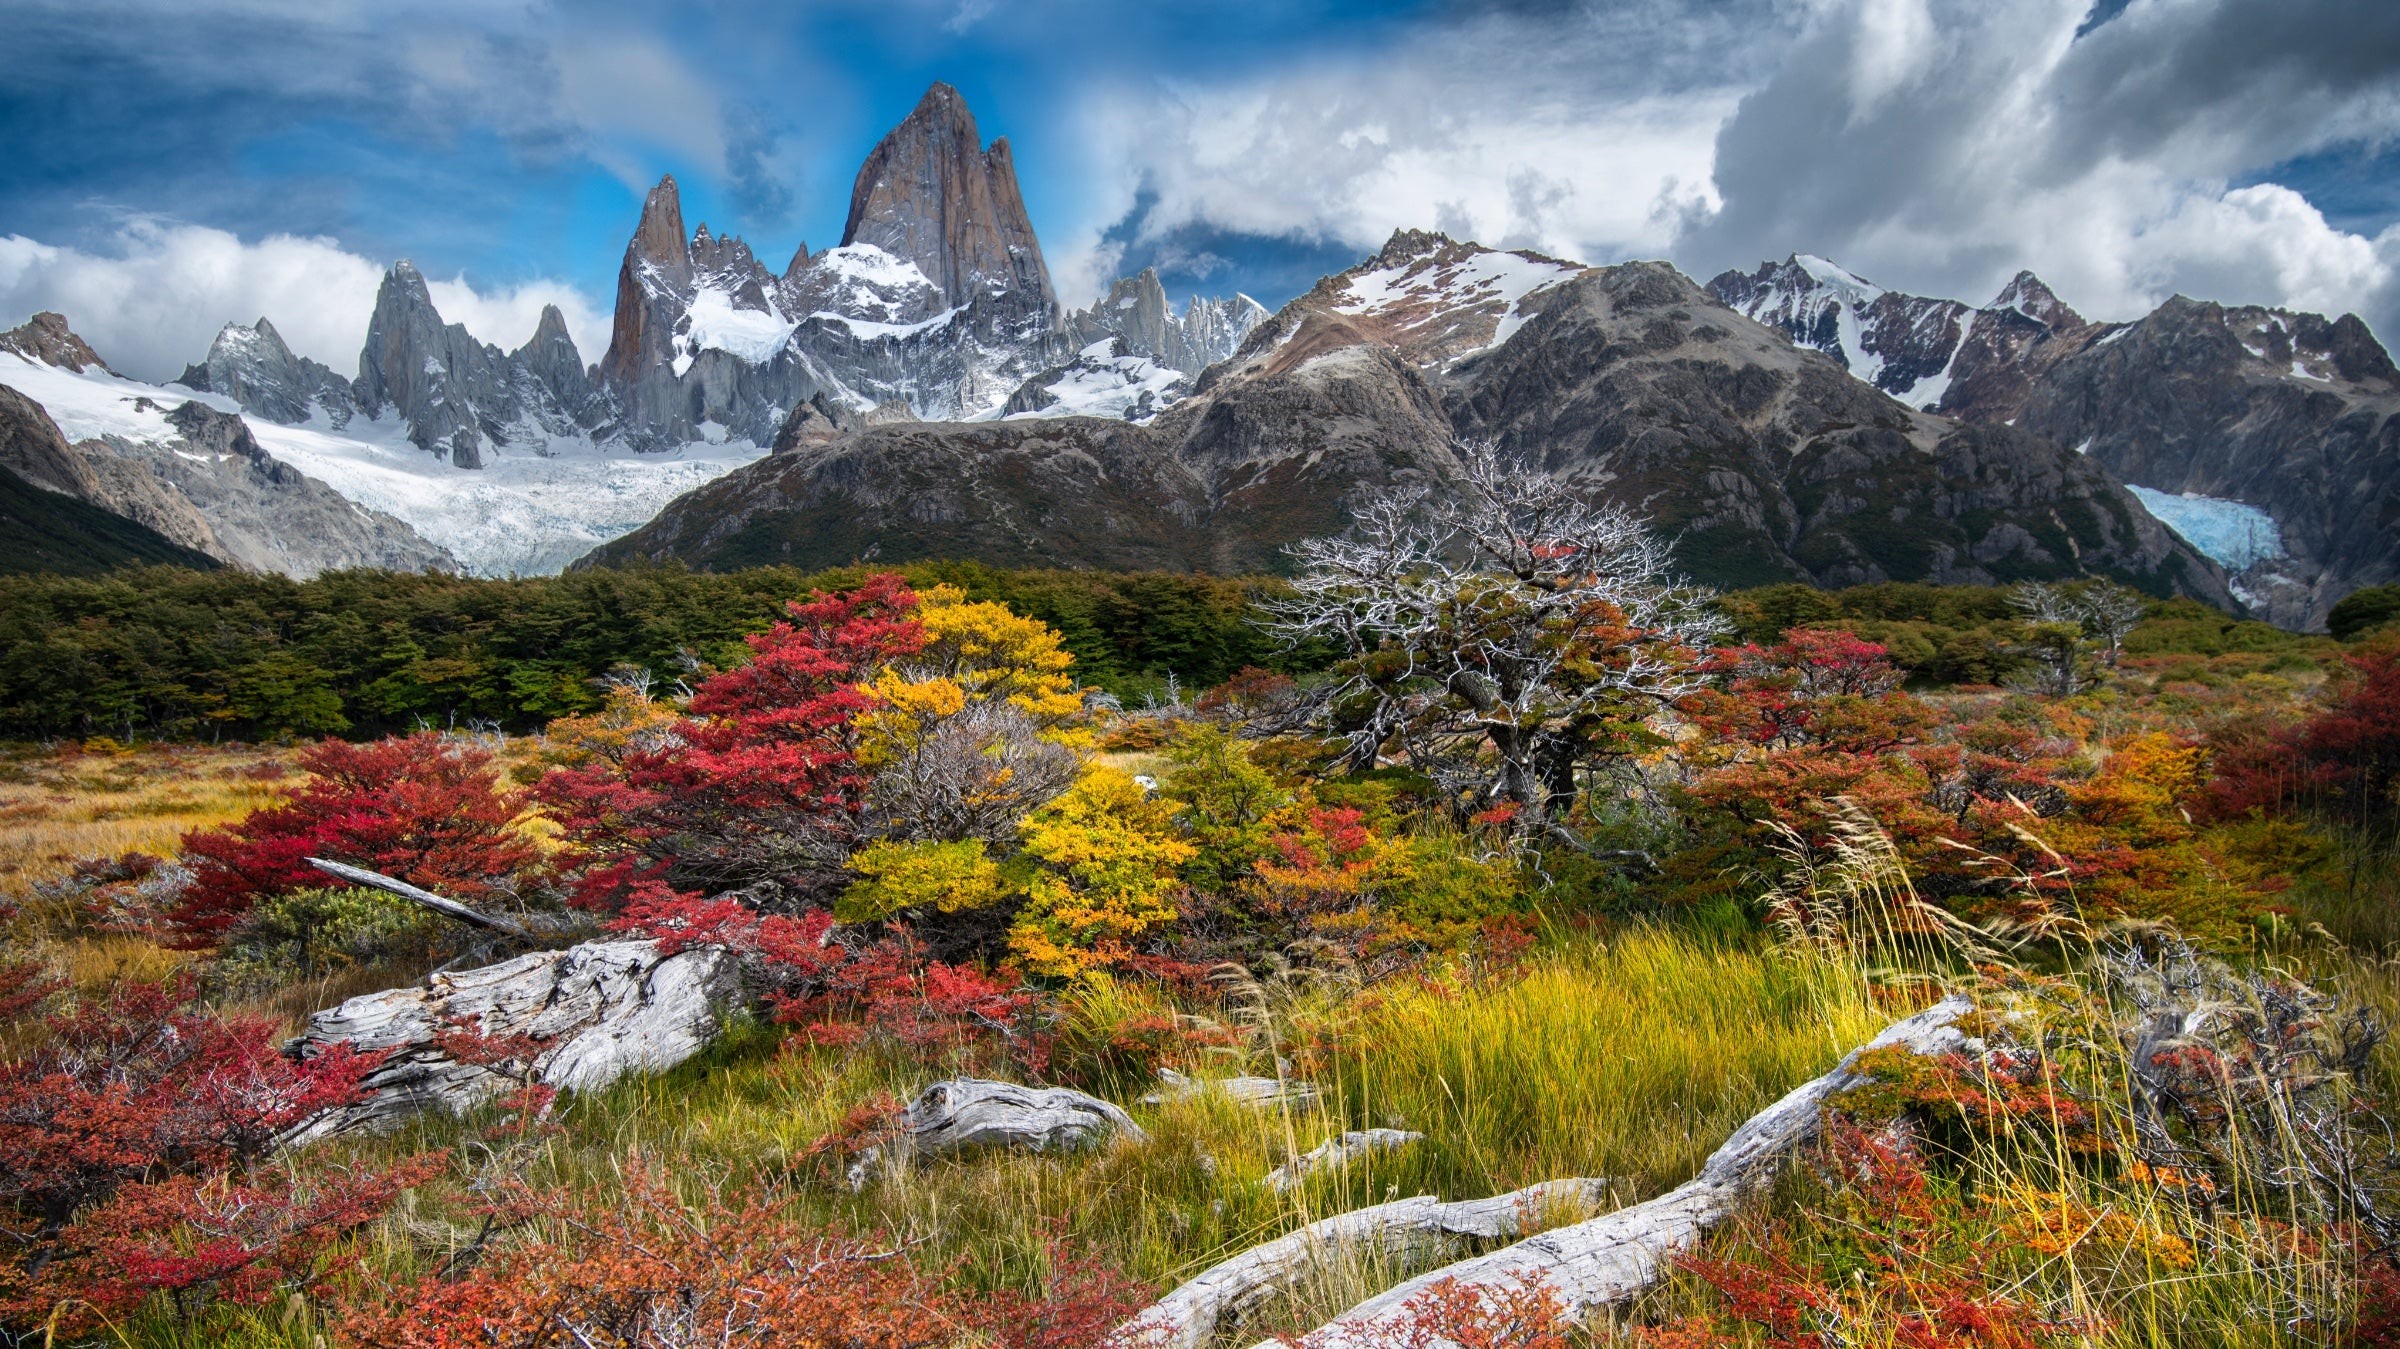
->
848 1078 1146 1187
2015 296 2400 629
1066 268 1268 378
1265 1129 1423 1192
285 938 741 1144
177 317 357 427
0 384 102 499
840 81 1058 340
0 311 115 375
355 261 608 467
896 1078 1147 1156
1706 254 2104 423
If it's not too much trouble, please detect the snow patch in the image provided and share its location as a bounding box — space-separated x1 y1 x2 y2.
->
0 354 766 578
1333 247 1581 356
2126 485 2286 571
683 286 794 364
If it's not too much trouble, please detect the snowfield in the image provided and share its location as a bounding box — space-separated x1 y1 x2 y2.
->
2126 485 2286 571
0 355 765 577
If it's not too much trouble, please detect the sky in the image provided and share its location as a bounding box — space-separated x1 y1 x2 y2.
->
1 0 2396 382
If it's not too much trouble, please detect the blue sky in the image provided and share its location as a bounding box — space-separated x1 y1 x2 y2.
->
3 0 2397 380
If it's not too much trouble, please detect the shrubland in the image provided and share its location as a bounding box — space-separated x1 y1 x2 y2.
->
0 451 2396 1346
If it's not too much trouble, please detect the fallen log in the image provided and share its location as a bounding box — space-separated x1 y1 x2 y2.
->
1122 1177 1616 1349
1142 1069 1320 1110
1251 994 1974 1348
284 938 741 1144
1266 1129 1424 1192
306 857 538 940
850 1078 1149 1188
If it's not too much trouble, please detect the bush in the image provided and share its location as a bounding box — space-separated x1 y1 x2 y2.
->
171 732 541 944
2332 584 2400 642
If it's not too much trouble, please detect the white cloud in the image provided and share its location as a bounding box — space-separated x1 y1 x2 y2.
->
1681 0 2400 340
1045 2 1769 305
0 221 607 383
1050 0 2400 345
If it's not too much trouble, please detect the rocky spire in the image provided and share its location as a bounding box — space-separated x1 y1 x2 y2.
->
513 304 606 427
178 316 357 426
840 82 1058 331
601 175 696 386
356 261 514 469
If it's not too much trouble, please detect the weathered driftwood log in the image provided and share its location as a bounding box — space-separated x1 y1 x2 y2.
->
1122 1177 1615 1349
1252 994 1974 1348
1266 1129 1424 1192
900 1078 1147 1156
1142 1069 1320 1110
285 938 740 1144
851 1079 1148 1187
306 857 538 940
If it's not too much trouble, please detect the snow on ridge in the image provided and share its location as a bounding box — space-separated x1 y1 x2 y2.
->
1331 246 1582 357
683 286 795 365
0 353 765 578
2126 485 2285 571
1791 254 1884 300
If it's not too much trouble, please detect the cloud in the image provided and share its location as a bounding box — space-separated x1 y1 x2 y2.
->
1678 0 2400 339
1046 1 1776 304
0 221 607 383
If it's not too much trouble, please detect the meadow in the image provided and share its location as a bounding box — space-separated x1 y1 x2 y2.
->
2 557 2397 1347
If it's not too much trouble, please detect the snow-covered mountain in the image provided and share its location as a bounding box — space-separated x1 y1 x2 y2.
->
1706 254 2103 420
0 314 761 577
1708 254 2400 629
0 82 1277 577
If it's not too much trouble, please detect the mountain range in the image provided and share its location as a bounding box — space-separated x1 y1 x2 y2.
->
0 82 2391 628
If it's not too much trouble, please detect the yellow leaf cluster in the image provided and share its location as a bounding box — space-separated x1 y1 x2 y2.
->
858 586 1087 767
837 839 1008 922
1007 767 1194 978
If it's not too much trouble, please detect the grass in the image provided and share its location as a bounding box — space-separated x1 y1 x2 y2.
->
0 742 298 908
132 922 1891 1348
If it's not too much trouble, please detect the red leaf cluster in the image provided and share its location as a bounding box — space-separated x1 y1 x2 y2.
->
536 573 926 912
172 733 539 943
0 974 402 1331
337 1160 1144 1349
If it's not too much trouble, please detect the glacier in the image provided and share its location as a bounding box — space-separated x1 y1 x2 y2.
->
2126 485 2285 571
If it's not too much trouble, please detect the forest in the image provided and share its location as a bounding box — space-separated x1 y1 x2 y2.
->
5 451 2400 1346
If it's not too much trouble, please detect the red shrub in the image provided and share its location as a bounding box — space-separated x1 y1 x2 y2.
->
0 974 403 1331
173 733 539 943
335 1161 1142 1349
536 574 926 913
2208 638 2400 829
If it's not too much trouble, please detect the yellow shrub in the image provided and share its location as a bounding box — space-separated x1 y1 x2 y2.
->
1007 767 1193 978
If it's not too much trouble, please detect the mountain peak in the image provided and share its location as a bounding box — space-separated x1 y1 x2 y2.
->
0 311 116 375
840 81 1056 326
1990 270 2084 330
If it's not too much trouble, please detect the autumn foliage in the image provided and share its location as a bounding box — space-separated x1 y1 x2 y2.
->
0 967 421 1334
339 1161 1146 1349
172 732 539 942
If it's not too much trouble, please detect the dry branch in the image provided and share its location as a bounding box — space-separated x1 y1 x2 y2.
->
306 856 537 940
1244 994 1973 1348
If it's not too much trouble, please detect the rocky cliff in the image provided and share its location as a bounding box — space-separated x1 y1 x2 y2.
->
1 317 456 576
588 233 2229 607
1710 254 2400 627
179 317 357 427
1706 255 2104 422
2016 298 2400 628
841 82 1057 342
